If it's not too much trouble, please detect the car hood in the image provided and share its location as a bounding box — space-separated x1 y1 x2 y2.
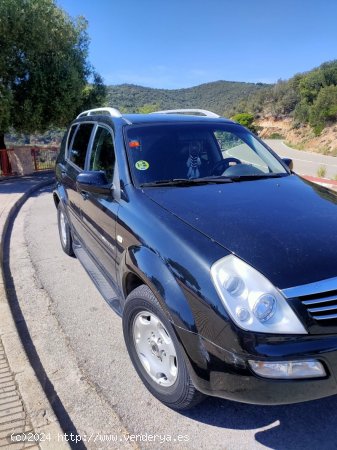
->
144 175 337 290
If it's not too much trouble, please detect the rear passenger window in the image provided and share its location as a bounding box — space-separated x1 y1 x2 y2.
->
68 123 94 169
89 126 116 183
66 125 77 153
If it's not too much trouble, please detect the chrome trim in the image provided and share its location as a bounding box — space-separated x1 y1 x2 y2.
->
302 294 337 305
282 276 337 299
307 304 337 313
151 109 220 118
311 313 337 320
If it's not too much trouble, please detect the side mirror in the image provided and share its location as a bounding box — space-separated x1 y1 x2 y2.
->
76 171 112 195
282 158 293 171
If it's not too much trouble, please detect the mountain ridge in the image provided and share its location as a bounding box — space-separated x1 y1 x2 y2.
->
106 80 271 116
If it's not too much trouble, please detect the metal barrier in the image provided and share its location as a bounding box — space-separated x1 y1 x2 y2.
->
0 149 14 176
31 146 59 171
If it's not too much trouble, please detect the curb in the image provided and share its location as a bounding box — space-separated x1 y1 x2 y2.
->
0 176 71 449
302 175 337 188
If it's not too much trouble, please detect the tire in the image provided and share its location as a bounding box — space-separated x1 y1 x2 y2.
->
123 284 205 410
57 203 74 256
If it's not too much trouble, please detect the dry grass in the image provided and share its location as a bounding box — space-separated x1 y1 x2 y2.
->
317 166 327 178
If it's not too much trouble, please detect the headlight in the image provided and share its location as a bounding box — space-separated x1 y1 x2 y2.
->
210 255 307 334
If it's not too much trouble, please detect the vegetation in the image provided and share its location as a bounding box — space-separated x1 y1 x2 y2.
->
2 2 335 149
235 60 337 133
268 133 285 139
231 113 258 133
136 103 161 114
106 81 270 117
0 0 106 148
106 60 337 137
317 166 327 178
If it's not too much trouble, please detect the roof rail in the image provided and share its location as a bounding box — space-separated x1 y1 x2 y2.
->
77 107 122 119
151 109 220 118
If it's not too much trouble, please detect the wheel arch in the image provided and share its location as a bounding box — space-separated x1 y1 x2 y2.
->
121 246 196 332
53 191 60 208
53 184 68 210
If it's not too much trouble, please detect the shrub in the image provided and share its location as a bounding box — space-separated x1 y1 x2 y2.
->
231 113 257 133
317 166 327 178
309 85 337 133
320 147 330 155
269 133 285 139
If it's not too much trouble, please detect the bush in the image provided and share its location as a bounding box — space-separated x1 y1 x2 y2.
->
313 124 325 136
269 133 285 139
309 85 337 132
231 113 257 133
317 166 327 177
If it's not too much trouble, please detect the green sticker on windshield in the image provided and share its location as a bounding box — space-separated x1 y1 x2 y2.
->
135 160 149 170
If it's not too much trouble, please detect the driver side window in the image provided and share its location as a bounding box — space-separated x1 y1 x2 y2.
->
89 126 116 183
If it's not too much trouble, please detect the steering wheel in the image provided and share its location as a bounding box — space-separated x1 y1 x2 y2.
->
211 157 242 176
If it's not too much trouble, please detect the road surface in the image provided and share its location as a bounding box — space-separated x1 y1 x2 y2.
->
7 187 337 449
265 139 337 179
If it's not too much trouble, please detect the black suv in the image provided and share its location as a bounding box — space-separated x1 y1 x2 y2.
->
54 107 337 410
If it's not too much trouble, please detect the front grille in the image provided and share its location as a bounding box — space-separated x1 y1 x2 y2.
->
299 290 337 321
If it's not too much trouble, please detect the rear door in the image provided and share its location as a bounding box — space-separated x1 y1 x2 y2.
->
63 122 95 237
79 124 120 285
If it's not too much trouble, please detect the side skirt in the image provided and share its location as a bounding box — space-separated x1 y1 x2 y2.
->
73 239 123 317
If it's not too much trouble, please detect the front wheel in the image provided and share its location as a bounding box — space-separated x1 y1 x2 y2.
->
122 284 205 410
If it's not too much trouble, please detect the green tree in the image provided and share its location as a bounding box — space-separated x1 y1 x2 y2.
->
309 85 337 134
81 72 107 112
0 0 106 148
137 103 160 114
231 113 258 133
298 70 326 105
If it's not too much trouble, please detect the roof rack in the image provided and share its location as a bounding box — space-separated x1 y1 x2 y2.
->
151 109 220 118
77 107 122 119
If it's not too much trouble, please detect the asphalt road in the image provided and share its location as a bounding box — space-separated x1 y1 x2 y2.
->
8 187 337 450
265 140 337 179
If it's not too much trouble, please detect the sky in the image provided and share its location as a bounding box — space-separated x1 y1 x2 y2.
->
57 0 337 89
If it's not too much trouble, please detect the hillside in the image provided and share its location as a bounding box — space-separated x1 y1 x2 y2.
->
106 81 270 116
231 60 337 155
7 60 337 153
236 60 337 131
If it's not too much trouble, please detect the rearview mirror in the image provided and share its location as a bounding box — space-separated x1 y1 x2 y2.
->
76 171 112 195
282 158 293 171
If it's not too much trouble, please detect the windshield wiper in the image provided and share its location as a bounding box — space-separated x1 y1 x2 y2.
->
140 177 233 187
229 173 288 181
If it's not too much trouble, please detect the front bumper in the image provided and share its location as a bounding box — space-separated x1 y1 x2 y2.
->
175 326 337 405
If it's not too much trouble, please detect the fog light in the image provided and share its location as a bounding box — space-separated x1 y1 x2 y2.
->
248 360 326 379
236 307 250 322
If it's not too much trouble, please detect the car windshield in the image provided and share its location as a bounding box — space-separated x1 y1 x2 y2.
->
125 123 288 186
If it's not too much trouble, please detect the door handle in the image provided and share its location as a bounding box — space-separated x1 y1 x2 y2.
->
80 191 89 200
